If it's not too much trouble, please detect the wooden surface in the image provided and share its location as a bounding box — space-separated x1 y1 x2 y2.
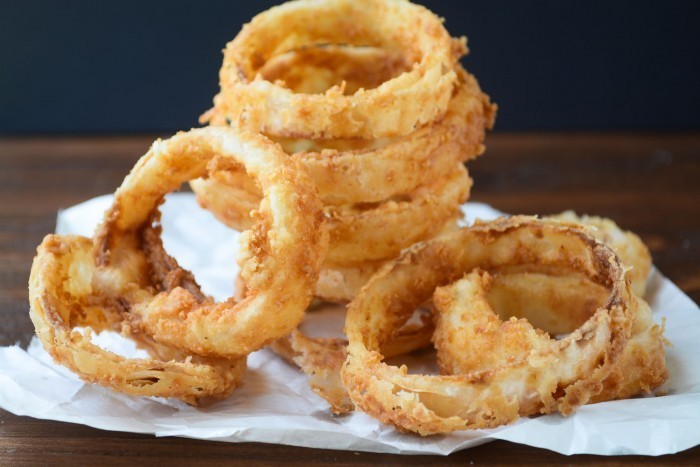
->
1 132 699 464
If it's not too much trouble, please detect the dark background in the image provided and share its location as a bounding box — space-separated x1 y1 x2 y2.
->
1 0 699 135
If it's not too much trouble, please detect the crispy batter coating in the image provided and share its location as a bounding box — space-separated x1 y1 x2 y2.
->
193 164 470 265
549 211 652 297
433 270 667 407
204 0 465 139
29 235 246 405
590 298 668 402
200 65 494 205
312 218 459 302
324 164 470 263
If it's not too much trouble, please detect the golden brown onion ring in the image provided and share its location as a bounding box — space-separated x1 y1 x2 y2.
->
342 217 637 435
202 66 494 205
29 235 246 405
193 164 470 264
95 127 327 359
549 211 652 297
205 0 465 139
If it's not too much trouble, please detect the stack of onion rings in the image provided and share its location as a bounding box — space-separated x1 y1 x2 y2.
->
197 0 496 302
192 0 495 409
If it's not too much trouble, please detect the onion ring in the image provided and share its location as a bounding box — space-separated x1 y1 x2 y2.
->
201 65 493 205
29 235 246 405
204 0 465 139
29 126 328 401
98 127 326 359
342 217 637 435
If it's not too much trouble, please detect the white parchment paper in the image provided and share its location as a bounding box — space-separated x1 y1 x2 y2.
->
2 194 699 456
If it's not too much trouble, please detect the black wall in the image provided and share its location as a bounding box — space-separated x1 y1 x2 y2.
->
1 0 699 134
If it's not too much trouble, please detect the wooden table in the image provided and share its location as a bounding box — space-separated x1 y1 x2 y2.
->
1 132 698 464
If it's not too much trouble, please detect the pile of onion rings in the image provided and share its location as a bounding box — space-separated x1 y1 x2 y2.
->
193 0 665 426
27 0 668 438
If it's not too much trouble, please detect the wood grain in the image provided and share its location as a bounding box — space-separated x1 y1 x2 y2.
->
1 132 698 464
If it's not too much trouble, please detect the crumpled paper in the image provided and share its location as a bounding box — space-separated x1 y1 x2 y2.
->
2 194 699 456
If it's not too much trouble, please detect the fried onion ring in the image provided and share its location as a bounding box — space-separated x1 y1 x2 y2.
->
201 66 493 205
29 235 246 405
204 0 465 139
342 217 637 435
96 127 326 359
